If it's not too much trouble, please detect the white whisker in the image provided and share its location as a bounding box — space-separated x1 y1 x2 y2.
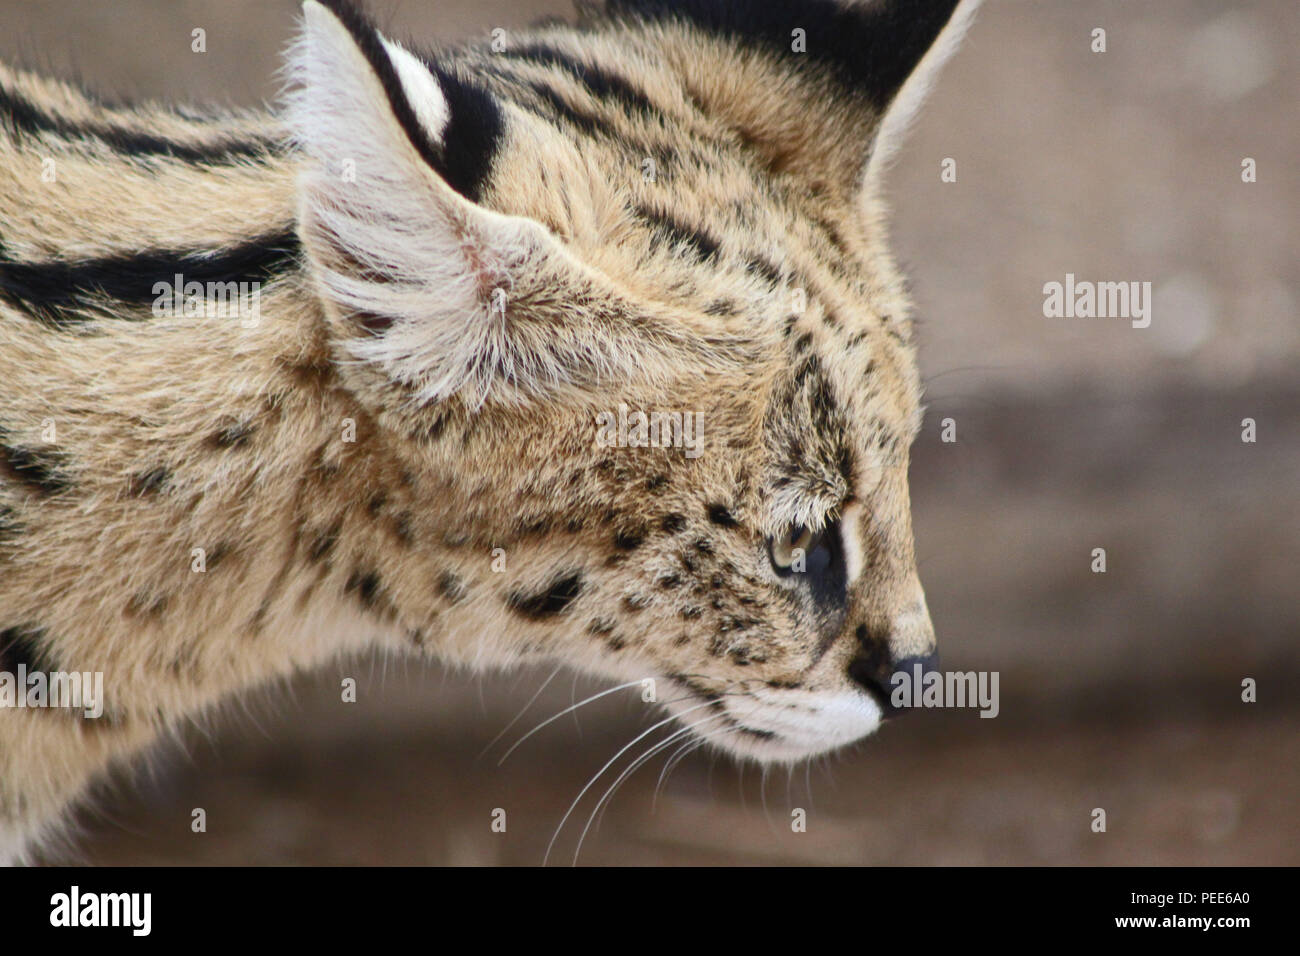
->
498 679 644 766
653 737 706 809
477 664 562 760
575 714 729 864
544 699 719 866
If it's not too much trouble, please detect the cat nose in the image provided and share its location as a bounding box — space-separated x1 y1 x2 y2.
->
847 646 941 719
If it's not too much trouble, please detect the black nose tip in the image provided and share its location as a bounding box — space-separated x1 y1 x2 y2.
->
847 651 941 718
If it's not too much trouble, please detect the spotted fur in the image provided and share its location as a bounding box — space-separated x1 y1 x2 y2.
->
0 0 978 862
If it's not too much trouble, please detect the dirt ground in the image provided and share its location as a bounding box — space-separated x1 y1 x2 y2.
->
72 672 1298 866
1 0 1295 865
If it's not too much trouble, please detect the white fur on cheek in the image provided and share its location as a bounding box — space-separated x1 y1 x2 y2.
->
841 501 865 585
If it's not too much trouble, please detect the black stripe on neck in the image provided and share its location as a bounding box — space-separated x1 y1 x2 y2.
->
633 203 721 262
497 42 667 121
0 86 280 164
0 230 301 329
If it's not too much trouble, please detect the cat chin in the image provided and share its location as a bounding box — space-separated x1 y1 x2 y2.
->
672 691 885 765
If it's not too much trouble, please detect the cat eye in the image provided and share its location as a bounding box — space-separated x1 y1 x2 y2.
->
770 524 815 573
768 518 849 625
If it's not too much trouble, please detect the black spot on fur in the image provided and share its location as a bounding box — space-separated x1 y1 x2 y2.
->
419 412 451 444
603 0 961 110
126 591 169 619
0 624 51 673
204 542 234 571
0 432 70 496
308 519 343 563
128 467 169 497
706 504 738 527
745 256 783 287
507 572 584 619
0 504 17 546
0 230 299 329
208 420 254 450
623 593 653 612
438 571 468 605
661 513 687 534
392 511 415 546
614 529 644 551
356 311 393 335
514 516 553 538
345 569 382 610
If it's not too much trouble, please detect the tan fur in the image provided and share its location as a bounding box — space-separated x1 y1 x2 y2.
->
0 0 976 862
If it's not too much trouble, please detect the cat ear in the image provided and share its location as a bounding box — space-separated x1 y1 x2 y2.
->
286 1 712 407
628 0 979 194
860 0 982 190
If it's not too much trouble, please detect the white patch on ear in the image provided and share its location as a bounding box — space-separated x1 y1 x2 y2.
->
285 1 564 406
862 0 982 189
379 36 451 140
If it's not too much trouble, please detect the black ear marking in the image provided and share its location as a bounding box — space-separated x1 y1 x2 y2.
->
313 0 503 201
603 0 962 108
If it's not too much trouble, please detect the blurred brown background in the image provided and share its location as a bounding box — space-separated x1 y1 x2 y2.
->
4 0 1295 864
